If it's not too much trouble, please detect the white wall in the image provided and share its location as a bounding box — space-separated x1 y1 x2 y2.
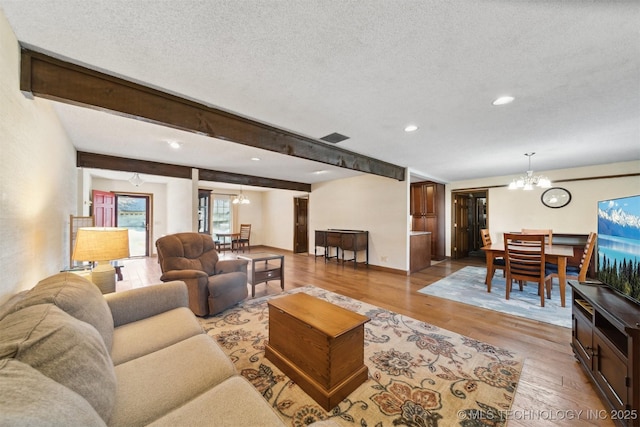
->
0 10 77 301
166 178 193 236
262 189 308 250
234 190 263 246
447 161 640 251
309 174 409 271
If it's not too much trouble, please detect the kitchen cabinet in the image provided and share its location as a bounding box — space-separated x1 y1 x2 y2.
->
411 181 445 260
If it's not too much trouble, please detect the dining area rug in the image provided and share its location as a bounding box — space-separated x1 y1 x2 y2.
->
199 285 523 426
417 266 572 328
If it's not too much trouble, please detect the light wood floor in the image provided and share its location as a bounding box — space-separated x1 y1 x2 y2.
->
117 247 613 427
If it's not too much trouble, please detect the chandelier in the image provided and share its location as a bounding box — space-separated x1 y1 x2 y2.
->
129 172 144 187
232 187 250 204
508 153 551 191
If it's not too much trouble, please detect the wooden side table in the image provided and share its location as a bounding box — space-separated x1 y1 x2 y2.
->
265 293 370 410
237 253 284 297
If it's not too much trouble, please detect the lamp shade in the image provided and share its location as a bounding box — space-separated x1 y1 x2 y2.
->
72 227 130 262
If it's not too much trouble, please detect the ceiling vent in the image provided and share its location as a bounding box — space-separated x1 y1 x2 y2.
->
320 132 350 144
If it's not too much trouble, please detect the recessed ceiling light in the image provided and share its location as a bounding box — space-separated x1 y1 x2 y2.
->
167 140 182 149
404 124 419 132
313 170 328 175
251 157 261 161
492 96 515 106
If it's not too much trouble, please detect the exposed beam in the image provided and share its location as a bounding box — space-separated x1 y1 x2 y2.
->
77 152 311 192
21 48 405 181
198 168 310 192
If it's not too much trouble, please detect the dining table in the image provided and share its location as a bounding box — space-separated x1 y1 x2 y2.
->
215 232 240 252
481 242 575 307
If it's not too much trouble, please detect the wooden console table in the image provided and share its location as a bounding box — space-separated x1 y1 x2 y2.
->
265 293 370 410
314 229 369 268
570 280 639 426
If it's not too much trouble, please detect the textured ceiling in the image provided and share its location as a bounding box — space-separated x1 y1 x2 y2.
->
1 0 638 187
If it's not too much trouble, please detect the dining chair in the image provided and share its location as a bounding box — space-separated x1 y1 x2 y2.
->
232 224 252 253
545 232 597 296
504 233 548 307
480 229 505 285
521 228 553 245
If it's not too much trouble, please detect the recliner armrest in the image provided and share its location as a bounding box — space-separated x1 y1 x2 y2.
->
160 269 208 282
216 259 248 275
105 281 189 327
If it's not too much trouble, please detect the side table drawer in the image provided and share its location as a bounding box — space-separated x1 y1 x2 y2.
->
254 268 281 282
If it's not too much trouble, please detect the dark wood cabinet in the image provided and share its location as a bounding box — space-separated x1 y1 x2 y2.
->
410 232 431 273
410 181 445 260
197 190 211 234
570 281 640 426
314 229 369 268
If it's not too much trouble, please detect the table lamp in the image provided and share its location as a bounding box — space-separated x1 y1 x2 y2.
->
72 227 130 294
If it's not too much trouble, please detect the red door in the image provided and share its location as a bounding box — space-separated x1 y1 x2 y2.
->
92 190 116 227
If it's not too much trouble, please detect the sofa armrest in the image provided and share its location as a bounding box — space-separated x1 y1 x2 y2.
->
216 259 248 275
160 269 208 282
105 281 189 327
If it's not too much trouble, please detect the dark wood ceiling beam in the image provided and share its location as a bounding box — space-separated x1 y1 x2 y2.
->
198 169 310 192
77 152 192 179
77 151 311 192
21 48 405 181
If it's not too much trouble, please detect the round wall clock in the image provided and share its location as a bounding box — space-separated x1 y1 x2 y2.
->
541 187 572 208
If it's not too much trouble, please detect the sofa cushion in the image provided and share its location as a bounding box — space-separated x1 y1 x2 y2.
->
0 290 28 322
105 281 189 328
147 376 285 427
0 304 116 423
110 334 236 426
15 272 114 351
111 307 203 365
0 358 106 427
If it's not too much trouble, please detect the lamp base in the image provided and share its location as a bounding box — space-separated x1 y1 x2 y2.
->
91 263 116 294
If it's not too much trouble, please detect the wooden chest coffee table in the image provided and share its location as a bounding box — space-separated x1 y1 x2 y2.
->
265 293 370 410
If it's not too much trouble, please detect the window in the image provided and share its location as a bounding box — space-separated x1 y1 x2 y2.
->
212 195 232 234
116 194 149 257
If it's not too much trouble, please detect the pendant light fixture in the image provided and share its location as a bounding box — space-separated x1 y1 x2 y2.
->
508 153 551 191
129 172 144 187
232 187 250 204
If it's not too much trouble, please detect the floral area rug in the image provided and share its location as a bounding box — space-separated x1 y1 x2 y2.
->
199 286 523 427
417 266 572 328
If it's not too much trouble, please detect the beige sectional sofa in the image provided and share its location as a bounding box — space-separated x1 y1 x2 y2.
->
0 272 292 426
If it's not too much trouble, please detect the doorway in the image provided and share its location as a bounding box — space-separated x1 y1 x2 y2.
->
115 194 151 257
293 197 309 254
451 190 488 259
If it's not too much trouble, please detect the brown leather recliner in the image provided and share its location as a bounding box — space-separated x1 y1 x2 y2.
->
156 232 249 316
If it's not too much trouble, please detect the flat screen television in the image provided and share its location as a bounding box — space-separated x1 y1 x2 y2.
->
597 194 640 304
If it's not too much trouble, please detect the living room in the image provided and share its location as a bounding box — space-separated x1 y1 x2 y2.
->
1 0 639 301
0 4 640 427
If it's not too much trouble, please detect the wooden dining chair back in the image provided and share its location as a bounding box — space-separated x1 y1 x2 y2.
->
233 224 252 253
480 229 492 247
504 233 548 307
480 229 505 284
546 232 597 288
521 228 553 245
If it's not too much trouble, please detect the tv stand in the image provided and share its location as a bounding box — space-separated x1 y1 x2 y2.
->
569 280 640 426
